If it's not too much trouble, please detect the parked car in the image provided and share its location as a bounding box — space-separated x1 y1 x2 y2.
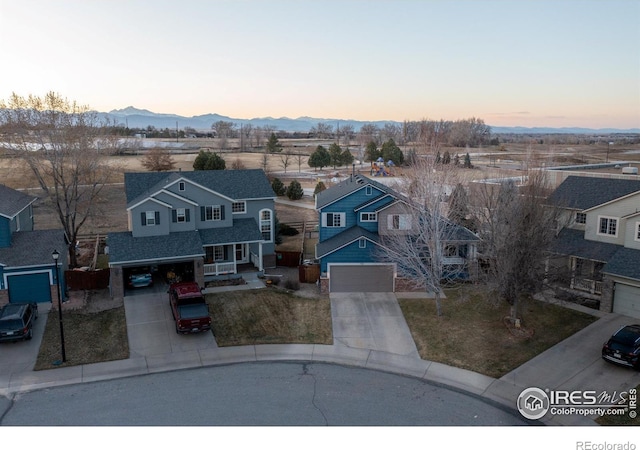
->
128 270 153 288
602 324 640 369
0 302 38 343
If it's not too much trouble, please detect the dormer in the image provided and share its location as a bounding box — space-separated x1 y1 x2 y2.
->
0 185 37 248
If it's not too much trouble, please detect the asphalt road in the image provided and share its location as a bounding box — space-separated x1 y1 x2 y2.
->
0 362 529 426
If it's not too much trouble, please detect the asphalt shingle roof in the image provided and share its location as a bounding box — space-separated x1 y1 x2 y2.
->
198 218 262 245
547 176 640 210
0 185 36 219
549 228 621 262
124 169 275 205
602 247 640 280
316 226 380 258
107 230 204 265
0 230 67 267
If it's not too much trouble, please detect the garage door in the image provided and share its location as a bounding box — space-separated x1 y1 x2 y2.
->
613 283 640 319
329 264 394 292
7 272 51 303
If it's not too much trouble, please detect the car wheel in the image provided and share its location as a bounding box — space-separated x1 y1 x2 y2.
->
26 329 33 340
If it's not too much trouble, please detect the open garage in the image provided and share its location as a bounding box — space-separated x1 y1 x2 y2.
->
328 264 395 293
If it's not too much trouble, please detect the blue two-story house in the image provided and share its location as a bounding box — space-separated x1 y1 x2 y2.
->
107 169 276 298
315 174 479 293
0 184 67 306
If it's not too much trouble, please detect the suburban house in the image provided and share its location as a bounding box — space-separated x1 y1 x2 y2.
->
547 175 640 318
107 169 276 298
0 184 67 306
315 174 479 293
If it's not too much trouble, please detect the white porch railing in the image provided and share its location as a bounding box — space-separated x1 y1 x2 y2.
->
442 256 465 265
204 261 236 276
250 252 259 267
571 278 603 295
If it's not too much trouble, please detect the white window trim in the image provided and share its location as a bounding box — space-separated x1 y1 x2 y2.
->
359 238 366 249
145 211 157 226
260 208 273 242
322 212 346 228
597 215 618 237
365 186 372 196
635 222 640 241
205 205 222 221
575 212 586 224
360 212 377 222
178 181 186 191
232 201 246 214
176 208 186 223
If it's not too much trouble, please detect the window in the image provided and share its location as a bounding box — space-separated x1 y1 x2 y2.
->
203 205 223 221
365 186 372 196
636 222 640 241
232 201 246 214
598 216 618 236
260 209 272 241
444 245 458 257
176 208 186 223
205 246 225 262
575 212 586 224
323 212 345 228
389 214 411 230
178 181 185 191
360 212 377 222
359 238 366 249
142 211 159 226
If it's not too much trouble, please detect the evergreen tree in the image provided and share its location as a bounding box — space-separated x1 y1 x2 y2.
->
308 145 331 170
328 143 343 168
364 141 381 162
442 151 451 165
271 177 286 196
340 149 354 167
464 152 473 168
193 150 226 170
380 139 404 165
266 132 283 153
286 179 304 200
314 181 327 196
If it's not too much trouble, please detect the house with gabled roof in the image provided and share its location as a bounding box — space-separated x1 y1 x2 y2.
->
547 175 640 318
315 174 479 293
107 169 276 298
0 184 67 306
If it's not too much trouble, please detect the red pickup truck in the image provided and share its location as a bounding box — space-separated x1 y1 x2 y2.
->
168 282 212 334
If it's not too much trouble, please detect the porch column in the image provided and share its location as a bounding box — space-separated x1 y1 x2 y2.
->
258 242 264 271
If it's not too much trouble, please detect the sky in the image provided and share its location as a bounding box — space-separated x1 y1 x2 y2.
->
0 0 639 129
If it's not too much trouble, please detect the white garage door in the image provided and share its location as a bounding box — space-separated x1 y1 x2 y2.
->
613 283 640 319
329 264 394 293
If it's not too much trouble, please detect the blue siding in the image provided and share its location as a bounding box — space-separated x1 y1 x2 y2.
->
320 239 378 272
319 186 386 241
0 218 10 248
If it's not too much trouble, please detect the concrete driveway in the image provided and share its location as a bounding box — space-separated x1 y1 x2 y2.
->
330 292 419 358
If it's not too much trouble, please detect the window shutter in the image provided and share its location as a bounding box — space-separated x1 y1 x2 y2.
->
387 215 393 229
223 246 228 261
185 209 190 222
172 210 177 223
220 205 225 220
141 212 147 226
340 213 346 227
201 206 205 221
155 211 160 225
321 213 327 227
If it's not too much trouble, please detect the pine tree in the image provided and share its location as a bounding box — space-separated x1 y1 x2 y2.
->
286 179 304 200
271 178 286 196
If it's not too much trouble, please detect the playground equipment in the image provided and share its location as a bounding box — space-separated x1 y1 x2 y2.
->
371 157 395 176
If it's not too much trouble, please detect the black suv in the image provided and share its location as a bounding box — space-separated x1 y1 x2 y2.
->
0 303 38 343
602 324 640 369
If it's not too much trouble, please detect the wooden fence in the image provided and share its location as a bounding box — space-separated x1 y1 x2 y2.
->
298 264 320 284
276 251 302 267
65 269 110 290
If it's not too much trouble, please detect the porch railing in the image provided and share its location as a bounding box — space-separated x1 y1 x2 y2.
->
250 252 259 267
204 261 236 276
571 278 603 295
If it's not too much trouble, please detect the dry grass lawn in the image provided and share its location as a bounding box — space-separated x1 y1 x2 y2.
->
34 306 129 370
206 289 332 346
398 285 598 378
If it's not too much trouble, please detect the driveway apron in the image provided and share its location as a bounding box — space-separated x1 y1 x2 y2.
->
330 292 419 358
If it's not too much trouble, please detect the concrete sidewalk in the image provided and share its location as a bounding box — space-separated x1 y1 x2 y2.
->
1 278 639 426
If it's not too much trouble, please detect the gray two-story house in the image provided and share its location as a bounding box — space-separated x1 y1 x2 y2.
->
0 184 67 306
107 169 276 298
547 175 640 318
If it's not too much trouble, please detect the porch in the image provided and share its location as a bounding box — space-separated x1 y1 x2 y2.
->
203 243 264 281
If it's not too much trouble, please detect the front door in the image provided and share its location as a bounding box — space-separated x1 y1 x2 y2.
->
235 244 247 263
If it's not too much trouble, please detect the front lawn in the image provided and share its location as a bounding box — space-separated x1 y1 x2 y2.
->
35 305 129 370
398 285 598 378
206 288 332 346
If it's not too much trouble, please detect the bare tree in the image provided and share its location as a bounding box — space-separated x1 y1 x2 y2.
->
471 170 560 324
376 159 476 316
279 149 292 173
211 120 236 150
310 122 334 139
0 92 121 267
141 148 176 172
294 153 305 173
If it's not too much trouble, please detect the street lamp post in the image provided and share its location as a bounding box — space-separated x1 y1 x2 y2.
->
52 249 66 363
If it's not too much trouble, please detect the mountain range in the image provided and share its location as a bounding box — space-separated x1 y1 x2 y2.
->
101 106 640 135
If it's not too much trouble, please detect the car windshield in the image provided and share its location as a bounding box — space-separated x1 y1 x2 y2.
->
0 319 23 330
613 328 640 346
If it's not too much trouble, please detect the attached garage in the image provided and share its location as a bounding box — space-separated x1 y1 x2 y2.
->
328 264 395 293
7 271 52 303
613 283 640 319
